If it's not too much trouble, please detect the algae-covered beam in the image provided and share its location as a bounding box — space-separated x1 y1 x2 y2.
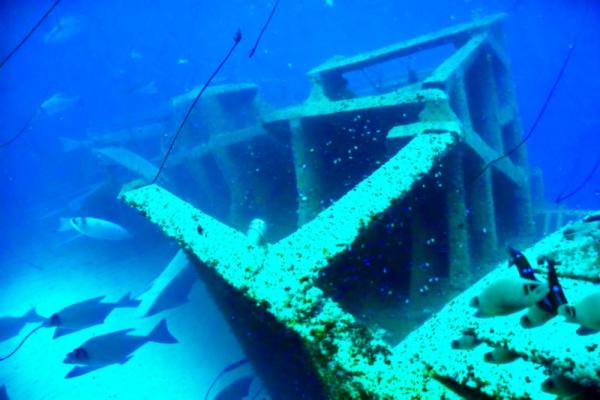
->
309 14 506 76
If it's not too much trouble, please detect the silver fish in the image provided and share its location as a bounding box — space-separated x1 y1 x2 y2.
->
470 277 549 317
43 16 82 43
40 93 81 116
47 294 140 338
63 318 177 378
59 217 132 240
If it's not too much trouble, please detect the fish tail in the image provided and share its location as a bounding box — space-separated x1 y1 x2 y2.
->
147 318 178 344
117 292 141 308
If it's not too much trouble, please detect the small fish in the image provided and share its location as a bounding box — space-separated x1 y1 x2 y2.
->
559 292 600 334
43 16 82 43
59 217 132 240
177 58 189 65
0 385 8 400
451 333 481 350
40 93 82 116
542 375 589 398
47 294 140 338
470 277 549 317
484 346 518 364
0 308 43 342
64 318 178 378
214 375 254 400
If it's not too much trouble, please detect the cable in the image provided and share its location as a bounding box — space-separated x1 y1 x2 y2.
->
555 154 600 203
0 107 40 148
0 0 62 70
0 324 44 361
471 0 589 183
248 0 280 58
151 29 242 184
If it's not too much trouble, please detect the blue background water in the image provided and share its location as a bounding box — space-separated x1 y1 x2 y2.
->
0 0 598 398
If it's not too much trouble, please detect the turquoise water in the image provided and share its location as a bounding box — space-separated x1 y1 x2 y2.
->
1 1 599 399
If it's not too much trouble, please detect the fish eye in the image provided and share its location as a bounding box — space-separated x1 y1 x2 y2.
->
49 313 60 325
74 347 88 360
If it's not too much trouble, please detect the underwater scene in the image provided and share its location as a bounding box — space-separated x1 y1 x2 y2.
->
1 0 599 399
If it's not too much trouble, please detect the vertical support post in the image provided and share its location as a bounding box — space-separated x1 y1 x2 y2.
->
445 148 471 289
290 119 324 226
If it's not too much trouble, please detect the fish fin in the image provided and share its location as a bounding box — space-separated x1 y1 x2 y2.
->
53 327 77 339
119 355 133 364
58 218 73 232
117 293 141 308
65 365 103 379
576 326 599 336
147 318 178 344
23 307 43 322
60 137 82 152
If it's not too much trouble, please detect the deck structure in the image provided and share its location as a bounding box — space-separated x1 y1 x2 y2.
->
118 15 600 399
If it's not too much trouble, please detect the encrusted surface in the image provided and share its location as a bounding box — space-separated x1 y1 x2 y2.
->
395 220 600 399
121 132 458 398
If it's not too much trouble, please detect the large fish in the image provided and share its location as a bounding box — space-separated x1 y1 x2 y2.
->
58 217 132 240
470 277 549 317
94 146 160 183
0 308 43 342
559 292 600 335
63 318 178 378
47 294 140 338
40 93 82 116
61 121 170 153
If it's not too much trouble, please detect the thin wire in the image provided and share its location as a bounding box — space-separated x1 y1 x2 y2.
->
471 0 589 183
0 107 40 148
0 324 44 361
0 0 62 70
151 29 242 184
248 0 280 58
555 154 600 203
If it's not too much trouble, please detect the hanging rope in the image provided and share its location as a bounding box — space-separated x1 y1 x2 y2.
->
151 29 242 184
471 0 589 183
248 0 280 58
0 0 62 70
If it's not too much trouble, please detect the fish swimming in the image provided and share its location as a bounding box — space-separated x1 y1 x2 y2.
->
94 146 161 183
61 121 170 153
43 16 82 43
47 294 140 338
40 93 82 116
450 333 481 350
470 277 549 317
483 346 518 364
0 308 43 342
213 375 254 400
559 291 600 335
63 318 178 378
58 217 132 240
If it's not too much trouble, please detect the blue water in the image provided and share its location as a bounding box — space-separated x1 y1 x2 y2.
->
0 0 599 398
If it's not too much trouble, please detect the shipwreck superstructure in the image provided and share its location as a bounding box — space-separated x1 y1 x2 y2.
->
120 15 600 399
